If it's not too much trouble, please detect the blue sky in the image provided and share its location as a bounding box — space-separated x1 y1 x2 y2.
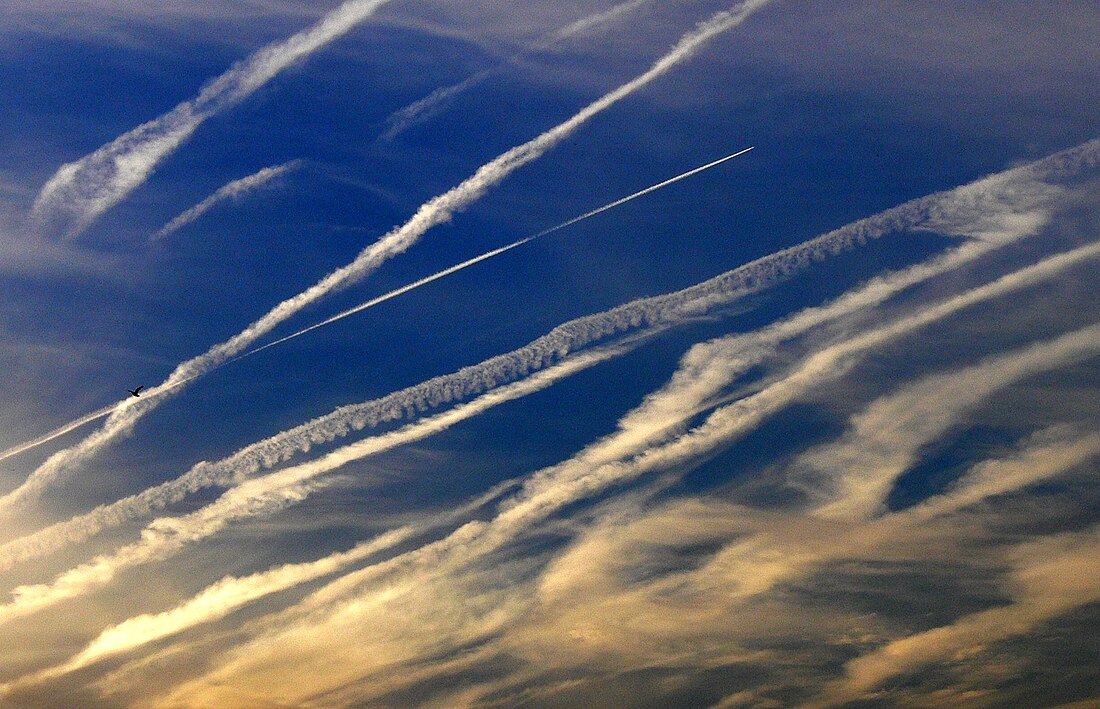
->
0 1 1098 707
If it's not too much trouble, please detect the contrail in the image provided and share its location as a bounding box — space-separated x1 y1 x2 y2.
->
0 132 1086 514
148 320 1100 707
0 374 201 467
0 345 635 627
381 0 650 140
0 1 771 516
154 161 301 240
240 146 754 359
0 148 751 467
31 0 392 239
0 405 117 465
0 139 1087 570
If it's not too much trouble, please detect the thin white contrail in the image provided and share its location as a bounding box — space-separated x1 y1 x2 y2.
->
240 147 754 359
0 1 771 515
381 0 651 140
0 374 203 469
0 136 1090 545
2 140 1091 571
0 344 635 628
0 148 751 468
31 0 392 239
154 161 301 240
0 405 117 466
3 217 1095 627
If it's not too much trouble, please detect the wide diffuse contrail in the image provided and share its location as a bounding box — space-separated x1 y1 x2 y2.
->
239 147 755 359
0 148 752 465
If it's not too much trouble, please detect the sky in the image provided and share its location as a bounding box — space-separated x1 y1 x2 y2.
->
0 1 1098 707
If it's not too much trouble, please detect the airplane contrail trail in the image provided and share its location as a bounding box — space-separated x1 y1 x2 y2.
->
0 148 752 466
0 1 771 514
1 139 1090 569
0 375 205 466
0 406 117 465
239 146 754 359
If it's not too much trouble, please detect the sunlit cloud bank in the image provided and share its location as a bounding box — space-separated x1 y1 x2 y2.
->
8 146 1089 706
3 2 1100 706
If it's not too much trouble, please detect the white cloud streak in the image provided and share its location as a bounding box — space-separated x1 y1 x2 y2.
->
5 222 1084 682
380 0 650 140
0 344 629 628
152 248 1100 707
31 0 392 239
0 477 521 692
0 138 1082 573
0 0 772 519
238 146 754 358
153 161 301 240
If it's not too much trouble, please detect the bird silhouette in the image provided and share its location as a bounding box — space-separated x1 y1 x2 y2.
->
127 386 145 397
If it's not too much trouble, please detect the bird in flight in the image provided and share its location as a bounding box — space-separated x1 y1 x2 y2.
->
127 386 144 398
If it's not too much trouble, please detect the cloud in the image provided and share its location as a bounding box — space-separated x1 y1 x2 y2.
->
4 129 1083 517
143 246 1100 707
380 0 650 140
810 524 1100 708
0 345 627 628
0 476 524 694
153 161 301 240
0 133 1056 571
0 136 1081 590
30 0 392 240
0 0 773 519
793 244 1100 520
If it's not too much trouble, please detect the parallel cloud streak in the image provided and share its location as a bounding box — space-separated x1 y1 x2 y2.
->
381 0 650 140
3 205 1095 634
151 291 1100 709
154 161 301 239
31 0 392 239
0 138 1090 572
0 0 772 518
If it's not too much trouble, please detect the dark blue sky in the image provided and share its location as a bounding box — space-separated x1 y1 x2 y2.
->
0 2 1098 707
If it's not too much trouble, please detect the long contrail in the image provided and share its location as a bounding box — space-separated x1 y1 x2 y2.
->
240 146 754 359
31 0 392 239
0 139 1089 570
0 1 771 515
0 148 752 466
0 406 117 465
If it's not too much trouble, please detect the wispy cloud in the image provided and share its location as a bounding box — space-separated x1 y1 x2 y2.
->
0 345 628 628
30 0 392 239
146 249 1100 707
381 0 650 140
4 166 1085 693
0 0 772 519
794 243 1100 520
808 524 1100 708
0 478 522 693
153 161 301 240
0 138 1085 575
